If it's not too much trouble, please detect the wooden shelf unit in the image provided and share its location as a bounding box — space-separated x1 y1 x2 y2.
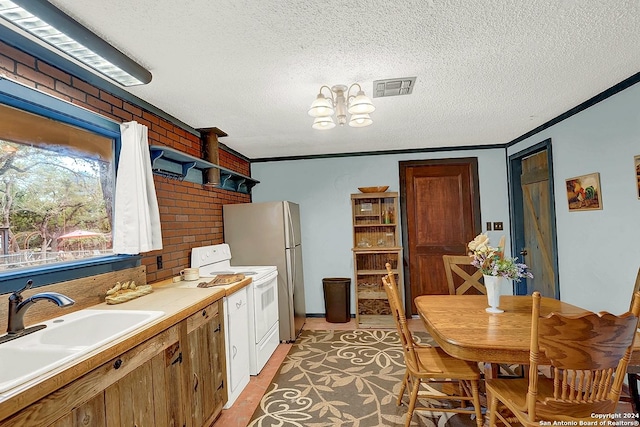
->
351 192 403 328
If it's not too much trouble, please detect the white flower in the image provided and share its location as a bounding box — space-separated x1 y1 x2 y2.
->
468 233 490 252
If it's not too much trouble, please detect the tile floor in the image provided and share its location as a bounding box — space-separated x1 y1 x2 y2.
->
211 317 634 427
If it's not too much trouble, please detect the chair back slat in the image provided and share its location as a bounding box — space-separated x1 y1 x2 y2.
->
442 255 486 295
527 291 640 421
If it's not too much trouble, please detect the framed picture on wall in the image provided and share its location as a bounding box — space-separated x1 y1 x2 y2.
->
565 172 602 211
635 155 640 199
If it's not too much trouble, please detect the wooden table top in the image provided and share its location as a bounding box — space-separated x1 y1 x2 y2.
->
415 295 640 366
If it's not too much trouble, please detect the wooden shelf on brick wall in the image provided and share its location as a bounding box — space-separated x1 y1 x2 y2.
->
149 145 259 194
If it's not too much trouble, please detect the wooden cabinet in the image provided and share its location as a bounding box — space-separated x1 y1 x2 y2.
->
0 300 226 427
351 192 403 328
186 302 226 426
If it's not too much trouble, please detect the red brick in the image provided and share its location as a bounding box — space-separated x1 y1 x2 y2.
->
0 42 35 67
142 110 160 125
16 63 54 88
55 80 86 102
151 123 167 136
71 77 100 97
37 84 71 102
0 54 15 73
37 61 71 85
123 103 142 117
87 95 111 112
99 90 123 108
112 106 133 121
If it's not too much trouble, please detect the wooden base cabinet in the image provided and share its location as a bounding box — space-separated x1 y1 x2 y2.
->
351 192 403 328
187 302 227 426
0 300 226 427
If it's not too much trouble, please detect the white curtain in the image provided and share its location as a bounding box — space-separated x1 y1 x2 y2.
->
113 121 163 254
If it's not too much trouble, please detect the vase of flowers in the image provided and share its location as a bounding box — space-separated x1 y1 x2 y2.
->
468 233 533 313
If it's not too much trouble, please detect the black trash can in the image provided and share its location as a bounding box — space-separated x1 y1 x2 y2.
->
322 277 351 323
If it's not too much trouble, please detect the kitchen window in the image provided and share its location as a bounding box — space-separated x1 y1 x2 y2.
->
0 78 140 294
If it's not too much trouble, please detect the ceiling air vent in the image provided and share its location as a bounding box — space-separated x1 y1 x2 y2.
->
373 77 416 98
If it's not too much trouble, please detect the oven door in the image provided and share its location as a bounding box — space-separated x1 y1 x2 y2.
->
252 270 279 343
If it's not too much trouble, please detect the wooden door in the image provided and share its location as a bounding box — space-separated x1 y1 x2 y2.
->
520 151 557 297
400 159 481 314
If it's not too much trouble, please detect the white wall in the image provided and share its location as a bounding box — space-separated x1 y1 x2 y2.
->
508 83 640 314
252 149 509 314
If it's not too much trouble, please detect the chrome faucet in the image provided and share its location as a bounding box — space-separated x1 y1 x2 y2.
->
3 280 75 342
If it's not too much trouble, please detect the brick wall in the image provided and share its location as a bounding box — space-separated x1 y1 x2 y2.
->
0 41 251 284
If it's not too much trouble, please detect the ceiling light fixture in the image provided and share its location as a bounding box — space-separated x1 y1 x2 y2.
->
0 0 152 86
308 84 375 130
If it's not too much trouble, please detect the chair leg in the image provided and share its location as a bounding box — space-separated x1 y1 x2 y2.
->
488 394 499 427
405 376 420 427
471 380 483 427
397 369 409 406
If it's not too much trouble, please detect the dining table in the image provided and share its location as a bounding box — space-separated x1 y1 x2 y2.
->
415 294 640 379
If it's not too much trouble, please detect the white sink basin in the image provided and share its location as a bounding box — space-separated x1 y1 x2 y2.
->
0 309 164 396
39 310 164 347
0 347 78 391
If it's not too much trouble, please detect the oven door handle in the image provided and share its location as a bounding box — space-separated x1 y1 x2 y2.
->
254 272 278 288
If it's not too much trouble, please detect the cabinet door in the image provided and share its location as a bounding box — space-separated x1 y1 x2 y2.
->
105 336 188 427
226 289 250 401
186 302 226 426
104 359 156 426
150 340 189 427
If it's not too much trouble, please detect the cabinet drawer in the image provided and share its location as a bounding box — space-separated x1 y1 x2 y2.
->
186 301 221 334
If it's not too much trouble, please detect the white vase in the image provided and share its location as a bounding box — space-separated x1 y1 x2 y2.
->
483 274 505 313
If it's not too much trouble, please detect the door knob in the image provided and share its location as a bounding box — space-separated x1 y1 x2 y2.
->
520 249 528 256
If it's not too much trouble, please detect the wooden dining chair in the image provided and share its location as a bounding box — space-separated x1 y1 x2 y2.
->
442 236 506 295
486 290 640 427
442 255 486 295
382 263 483 427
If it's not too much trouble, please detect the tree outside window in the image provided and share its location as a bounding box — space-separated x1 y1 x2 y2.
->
0 136 113 271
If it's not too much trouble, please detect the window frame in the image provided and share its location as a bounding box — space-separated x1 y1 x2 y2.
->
0 77 141 295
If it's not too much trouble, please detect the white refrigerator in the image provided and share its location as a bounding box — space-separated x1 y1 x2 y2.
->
223 201 306 342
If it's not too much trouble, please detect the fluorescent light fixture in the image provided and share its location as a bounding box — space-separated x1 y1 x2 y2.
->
0 0 151 86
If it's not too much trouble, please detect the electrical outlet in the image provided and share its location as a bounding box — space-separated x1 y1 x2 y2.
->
493 222 503 231
486 222 492 231
156 255 163 269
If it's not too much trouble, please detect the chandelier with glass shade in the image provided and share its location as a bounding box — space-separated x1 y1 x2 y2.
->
308 84 375 130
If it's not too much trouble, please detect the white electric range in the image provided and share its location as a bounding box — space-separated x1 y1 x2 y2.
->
188 244 279 377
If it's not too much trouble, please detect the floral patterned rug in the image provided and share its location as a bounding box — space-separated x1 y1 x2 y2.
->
248 329 481 427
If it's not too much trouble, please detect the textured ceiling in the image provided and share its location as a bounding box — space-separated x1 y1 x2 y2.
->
49 0 640 159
